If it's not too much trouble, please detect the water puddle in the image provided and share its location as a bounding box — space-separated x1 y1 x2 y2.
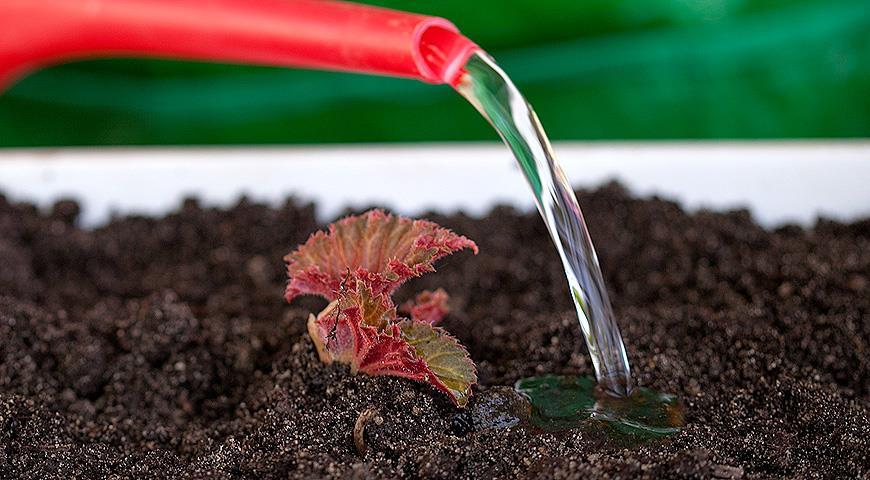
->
515 375 683 442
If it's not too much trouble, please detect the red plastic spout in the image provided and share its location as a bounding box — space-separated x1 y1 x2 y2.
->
0 0 479 90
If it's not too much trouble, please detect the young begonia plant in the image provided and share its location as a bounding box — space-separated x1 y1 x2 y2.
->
284 210 479 406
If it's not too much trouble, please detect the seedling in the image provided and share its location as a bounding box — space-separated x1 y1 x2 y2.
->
284 210 478 406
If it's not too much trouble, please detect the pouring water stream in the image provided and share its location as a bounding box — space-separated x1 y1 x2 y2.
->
454 51 632 397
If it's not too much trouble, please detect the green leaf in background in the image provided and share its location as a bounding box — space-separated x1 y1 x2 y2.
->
0 0 867 146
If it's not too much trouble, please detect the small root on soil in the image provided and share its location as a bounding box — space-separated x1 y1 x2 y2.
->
353 407 384 457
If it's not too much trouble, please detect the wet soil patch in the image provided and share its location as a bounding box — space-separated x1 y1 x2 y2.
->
0 184 867 478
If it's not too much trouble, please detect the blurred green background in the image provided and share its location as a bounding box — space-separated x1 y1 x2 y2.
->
0 0 868 146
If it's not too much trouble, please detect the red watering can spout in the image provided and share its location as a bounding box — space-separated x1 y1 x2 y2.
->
0 0 479 90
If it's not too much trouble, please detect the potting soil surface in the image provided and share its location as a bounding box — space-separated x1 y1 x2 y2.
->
0 183 867 479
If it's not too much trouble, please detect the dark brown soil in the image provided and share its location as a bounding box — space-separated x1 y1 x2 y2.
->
0 183 867 479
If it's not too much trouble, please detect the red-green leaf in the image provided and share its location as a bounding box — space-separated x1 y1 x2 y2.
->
307 290 477 406
399 320 477 407
306 280 398 366
284 210 477 302
290 210 479 407
400 288 450 325
307 299 440 395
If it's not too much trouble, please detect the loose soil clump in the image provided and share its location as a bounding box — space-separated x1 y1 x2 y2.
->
0 184 867 479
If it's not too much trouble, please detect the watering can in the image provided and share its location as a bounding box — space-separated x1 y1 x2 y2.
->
0 0 479 90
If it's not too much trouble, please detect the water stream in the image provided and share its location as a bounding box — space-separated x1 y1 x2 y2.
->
454 51 682 437
454 51 632 396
